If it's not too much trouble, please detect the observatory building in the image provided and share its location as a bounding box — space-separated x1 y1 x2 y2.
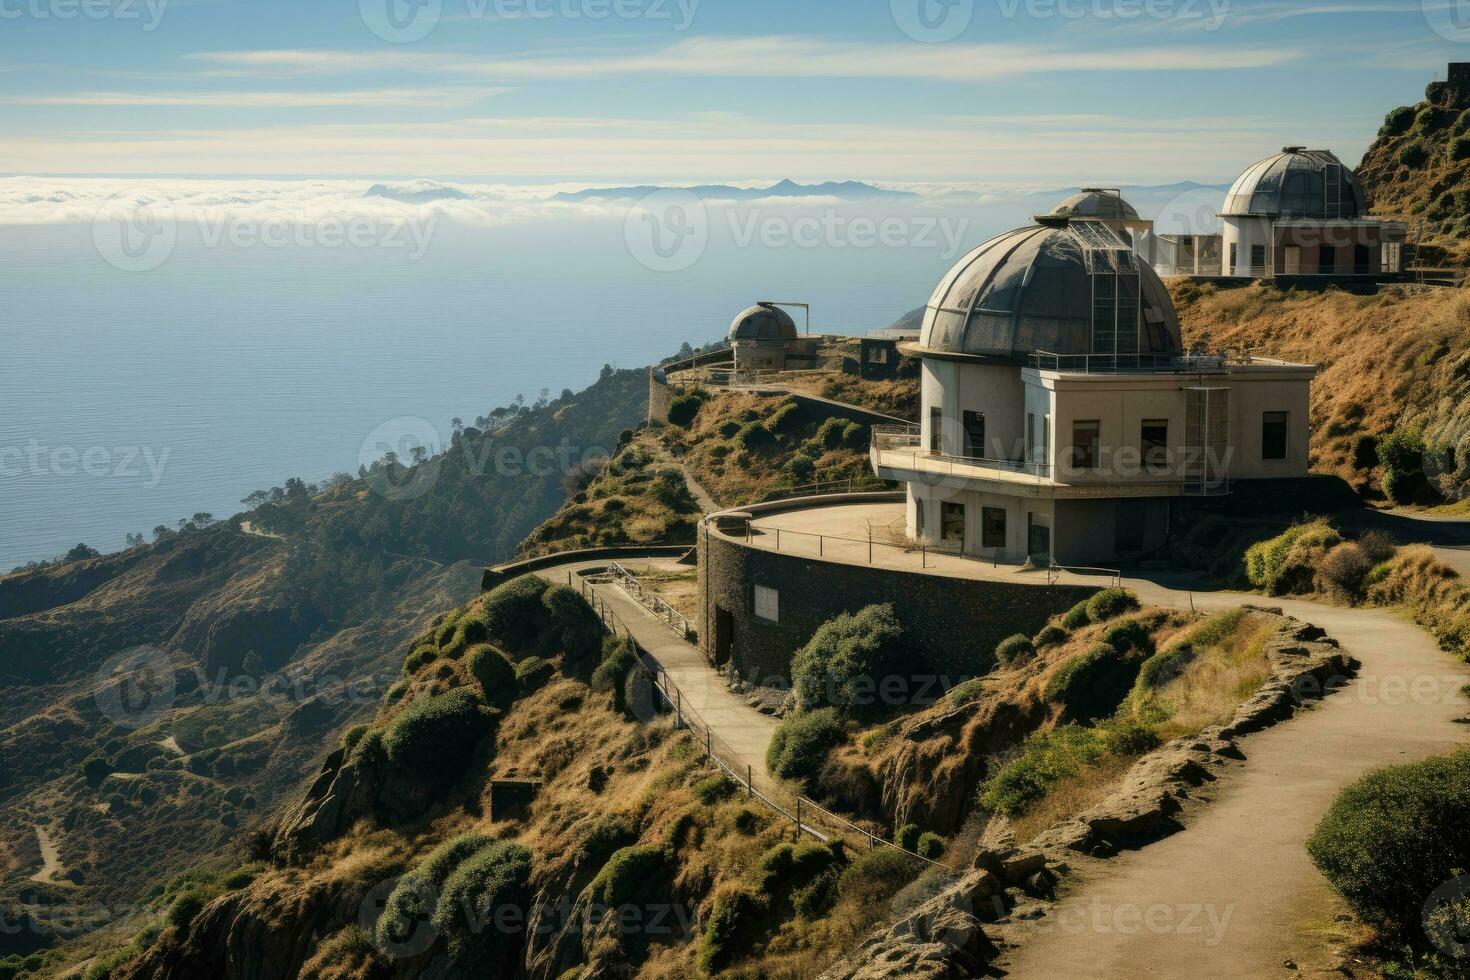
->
871 214 1316 565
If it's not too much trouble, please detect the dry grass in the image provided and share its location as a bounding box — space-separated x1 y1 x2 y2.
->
636 568 700 623
1148 614 1278 740
776 373 920 421
1008 752 1137 843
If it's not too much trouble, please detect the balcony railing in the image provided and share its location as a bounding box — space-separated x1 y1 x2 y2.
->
871 425 1052 480
1028 352 1229 374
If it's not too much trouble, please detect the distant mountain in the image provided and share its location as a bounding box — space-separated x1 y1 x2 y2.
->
364 181 472 204
554 178 917 202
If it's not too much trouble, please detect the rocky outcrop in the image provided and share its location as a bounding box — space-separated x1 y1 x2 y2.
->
821 613 1359 978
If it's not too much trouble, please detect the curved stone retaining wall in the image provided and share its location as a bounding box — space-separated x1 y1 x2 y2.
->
698 512 1098 684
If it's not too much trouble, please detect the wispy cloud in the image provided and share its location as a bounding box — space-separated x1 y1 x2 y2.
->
188 35 1299 82
11 88 507 108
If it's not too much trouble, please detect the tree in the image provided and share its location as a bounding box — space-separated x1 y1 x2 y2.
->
63 543 100 563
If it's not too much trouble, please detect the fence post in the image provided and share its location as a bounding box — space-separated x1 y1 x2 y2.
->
819 536 824 558
676 689 683 729
747 765 753 797
796 798 802 837
776 529 780 551
706 729 712 760
921 544 926 569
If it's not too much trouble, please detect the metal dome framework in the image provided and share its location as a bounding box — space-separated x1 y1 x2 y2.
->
1048 187 1141 223
1221 147 1366 220
917 218 1182 363
728 303 799 344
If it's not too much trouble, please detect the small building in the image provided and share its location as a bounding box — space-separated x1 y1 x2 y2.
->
728 303 820 376
871 214 1317 566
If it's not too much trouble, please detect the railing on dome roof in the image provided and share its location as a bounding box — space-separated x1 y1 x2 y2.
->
1028 351 1230 374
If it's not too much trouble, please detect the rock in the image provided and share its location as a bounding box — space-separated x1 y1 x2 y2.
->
999 850 1047 885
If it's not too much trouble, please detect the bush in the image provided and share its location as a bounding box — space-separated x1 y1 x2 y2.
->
539 584 602 668
1100 617 1153 656
403 645 437 676
1307 750 1470 937
1045 642 1140 723
1400 141 1429 168
382 689 494 786
340 724 370 753
944 678 985 706
1034 625 1068 649
375 834 495 955
1060 599 1092 630
587 844 667 908
916 832 945 860
790 604 907 714
766 708 843 784
786 453 816 483
995 633 1034 666
895 823 921 851
981 722 1155 817
1245 520 1342 595
1378 427 1432 505
479 575 550 653
1086 588 1139 623
1383 105 1416 136
1451 135 1470 162
736 422 775 450
842 422 868 450
466 645 517 708
1316 542 1373 599
837 847 923 905
767 401 802 434
590 636 637 713
699 884 767 973
433 842 533 967
513 656 554 691
667 394 705 428
692 772 736 805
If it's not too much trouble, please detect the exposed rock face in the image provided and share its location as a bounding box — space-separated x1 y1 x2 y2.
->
820 614 1358 978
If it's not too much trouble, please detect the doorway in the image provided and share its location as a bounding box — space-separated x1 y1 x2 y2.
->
1027 513 1051 564
714 606 734 667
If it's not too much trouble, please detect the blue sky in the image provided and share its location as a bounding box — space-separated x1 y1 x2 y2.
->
1 0 1465 183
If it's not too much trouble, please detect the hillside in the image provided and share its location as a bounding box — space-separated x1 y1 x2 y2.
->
0 368 650 960
1358 74 1470 266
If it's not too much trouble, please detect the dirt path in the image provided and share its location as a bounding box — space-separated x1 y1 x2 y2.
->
999 583 1470 979
30 824 64 885
535 560 779 783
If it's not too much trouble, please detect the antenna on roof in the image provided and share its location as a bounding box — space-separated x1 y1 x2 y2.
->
759 301 811 335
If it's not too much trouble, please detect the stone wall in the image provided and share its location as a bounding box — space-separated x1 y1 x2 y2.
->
698 523 1098 683
647 368 674 427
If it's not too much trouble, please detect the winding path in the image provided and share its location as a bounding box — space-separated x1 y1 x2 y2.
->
998 577 1470 978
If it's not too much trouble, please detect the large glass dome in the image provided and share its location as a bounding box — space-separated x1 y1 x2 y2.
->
729 303 798 343
1221 147 1366 219
1048 188 1140 223
917 220 1182 360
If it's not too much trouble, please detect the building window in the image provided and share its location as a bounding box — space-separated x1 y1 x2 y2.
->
1354 244 1371 275
1026 412 1036 461
982 507 1006 549
941 502 965 546
1250 244 1266 275
1229 243 1238 273
867 346 889 364
1284 245 1301 275
915 498 925 536
1383 242 1402 273
753 585 779 624
1072 420 1101 470
929 407 943 454
1262 411 1289 460
1319 245 1336 275
963 411 986 458
1042 415 1050 469
1141 419 1169 471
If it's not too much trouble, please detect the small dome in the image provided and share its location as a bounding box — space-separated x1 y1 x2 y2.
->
918 220 1181 359
729 303 798 343
1221 147 1366 219
1048 188 1140 222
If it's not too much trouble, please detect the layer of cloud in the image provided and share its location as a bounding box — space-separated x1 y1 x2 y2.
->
11 88 508 108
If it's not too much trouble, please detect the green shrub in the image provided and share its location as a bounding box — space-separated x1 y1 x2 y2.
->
895 823 921 852
1451 135 1470 162
540 584 603 668
382 688 494 785
790 604 907 714
587 844 667 908
841 422 867 450
1034 625 1068 648
1307 750 1470 936
480 575 550 653
786 453 816 483
916 832 945 860
1132 647 1194 703
1060 598 1092 630
944 678 985 706
736 422 775 450
466 645 517 708
1045 642 1140 723
513 656 554 691
1086 588 1139 623
692 772 736 805
981 722 1153 817
1383 105 1416 136
1098 721 1161 756
433 842 533 967
718 420 742 439
403 646 437 676
815 417 847 449
837 847 923 905
995 633 1035 666
766 708 843 784
699 885 768 972
668 394 706 428
1378 428 1431 505
1244 520 1342 594
166 888 210 930
767 401 802 433
340 724 370 753
1400 141 1429 167
376 834 496 955
590 636 637 713
1100 617 1153 656
382 679 409 707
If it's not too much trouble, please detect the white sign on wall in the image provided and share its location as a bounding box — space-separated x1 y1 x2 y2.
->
754 585 779 623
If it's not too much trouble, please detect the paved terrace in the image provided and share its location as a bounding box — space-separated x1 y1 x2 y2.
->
715 500 1120 588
